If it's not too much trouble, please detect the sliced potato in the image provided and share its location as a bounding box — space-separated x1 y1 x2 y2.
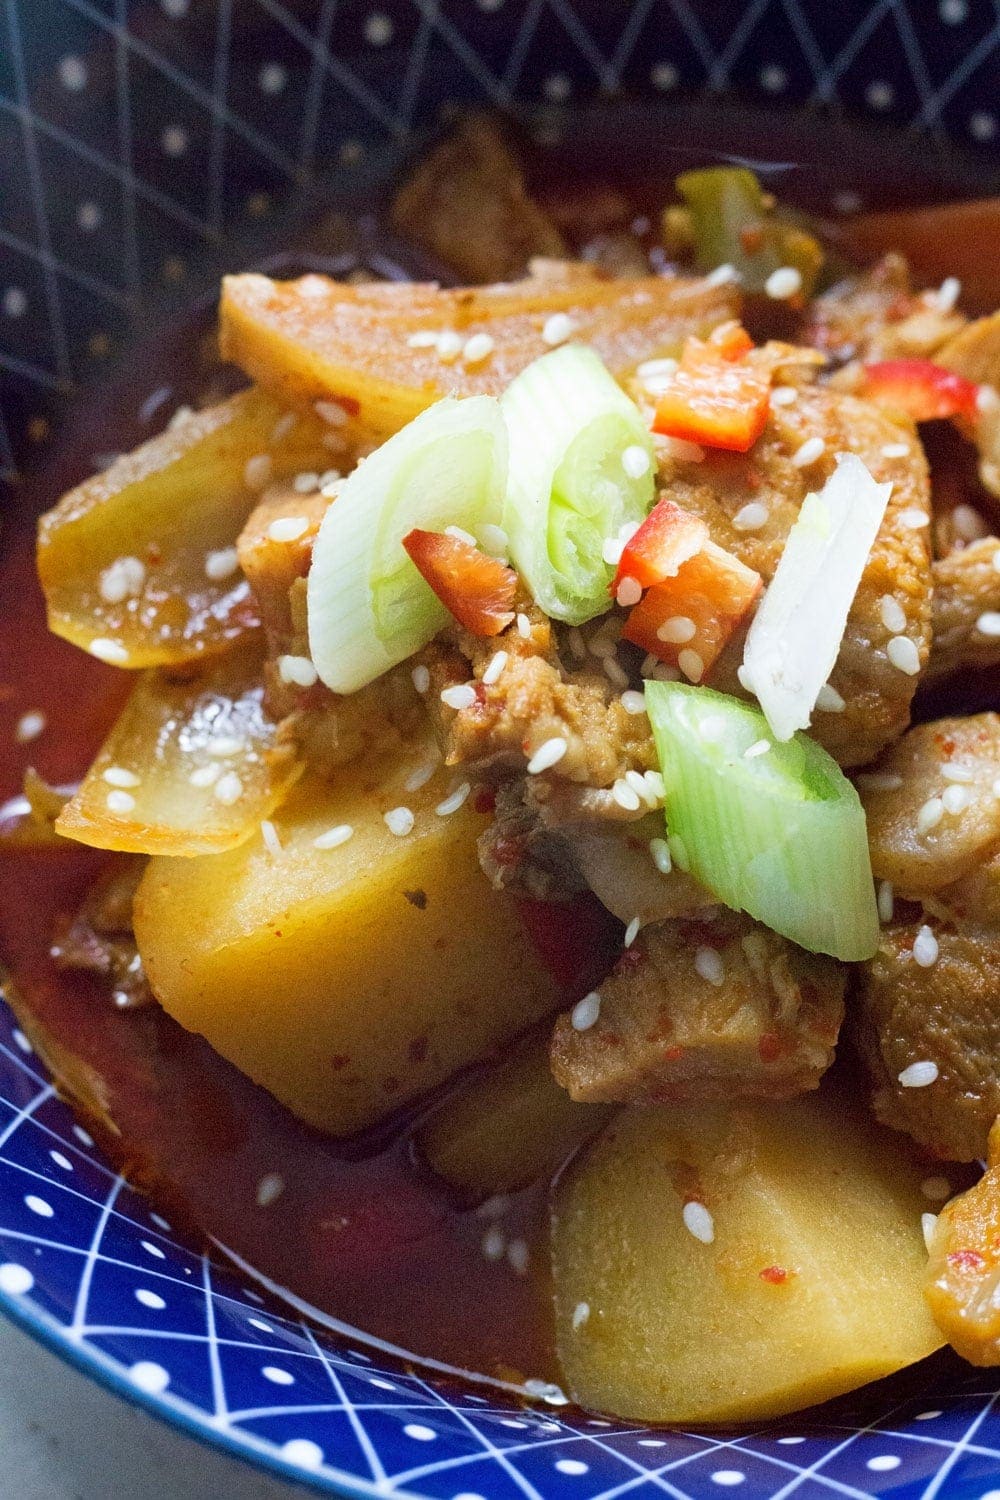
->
134 740 565 1136
56 639 302 856
552 1092 943 1424
38 390 333 668
417 1036 613 1198
219 271 739 441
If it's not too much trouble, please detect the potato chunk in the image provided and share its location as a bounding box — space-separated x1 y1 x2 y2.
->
552 1092 943 1424
134 740 565 1136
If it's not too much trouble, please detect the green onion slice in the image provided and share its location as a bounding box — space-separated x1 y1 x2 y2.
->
500 345 655 626
307 395 507 693
645 680 879 961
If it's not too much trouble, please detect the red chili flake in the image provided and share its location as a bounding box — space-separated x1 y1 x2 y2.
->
948 1250 986 1271
759 1265 789 1285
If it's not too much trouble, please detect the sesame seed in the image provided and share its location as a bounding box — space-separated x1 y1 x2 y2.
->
898 508 929 529
942 783 971 815
887 635 920 674
880 442 911 459
266 516 308 543
384 806 415 837
880 595 907 634
922 1212 938 1251
255 1172 284 1207
481 1227 506 1262
976 611 1000 637
637 357 679 382
602 655 628 688
622 445 651 480
205 547 239 581
694 946 725 986
206 735 244 758
214 772 244 806
744 738 771 759
444 524 476 546
621 689 647 716
506 1238 530 1275
462 332 495 365
189 763 221 788
951 504 986 542
313 824 353 849
650 837 672 874
669 832 690 870
277 654 318 688
292 471 320 494
517 613 531 639
856 772 903 793
435 782 471 816
527 737 568 774
271 412 297 443
657 615 696 644
898 1060 939 1088
440 684 476 711
571 991 601 1030
106 789 136 814
624 916 641 947
406 330 439 349
678 648 704 682
643 769 665 805
89 638 129 664
435 330 463 362
480 523 509 558
103 766 140 788
572 1302 590 1331
764 266 802 300
733 501 769 531
942 762 976 783
791 436 825 468
614 575 642 608
935 276 961 313
411 664 430 695
917 796 944 833
602 536 626 566
770 385 798 407
612 777 642 811
815 682 846 713
482 650 508 686
913 925 939 967
542 313 577 346
244 453 272 490
14 711 45 744
314 399 349 427
921 1176 951 1202
404 762 437 793
260 820 282 857
705 263 739 287
877 880 894 924
99 555 146 604
682 1201 715 1244
657 435 705 463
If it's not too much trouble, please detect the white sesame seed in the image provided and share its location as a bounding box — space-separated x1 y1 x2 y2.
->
462 332 495 365
770 385 798 407
941 762 976 783
435 330 463 362
917 796 944 833
624 916 641 948
621 689 647 716
880 442 911 459
103 765 140 788
694 946 725 986
481 1227 506 1262
313 824 353 850
880 595 907 634
615 575 642 608
444 525 477 547
89 638 129 664
657 615 696 644
877 880 894 924
506 1238 529 1275
705 263 739 287
733 501 769 531
106 789 136 814
435 782 471 816
744 738 771 759
898 1060 939 1088
411 664 430 695
922 1212 938 1251
657 435 705 464
271 412 297 443
99 555 146 604
214 772 244 806
292 471 320 494
611 777 642 811
791 436 826 468
14 711 46 744
277 654 318 688
189 763 221 788
649 837 672 874
404 762 437 793
951 504 986 542
406 330 439 349
921 1176 951 1202
266 516 309 543
764 266 802 300
625 769 648 799
682 1201 715 1244
260 819 282 857
621 444 651 480
678 648 704 683
913 925 940 967
643 769 665 805
244 453 272 491
976 611 1000 637
517 612 531 639
255 1172 284 1207
669 832 690 870
602 655 629 688
314 399 349 427
206 735 245 758
482 650 508 686
935 276 961 313
815 682 846 713
205 546 239 581
942 783 971 815
602 536 626 566
480 524 509 558
384 806 415 837
856 772 904 793
571 991 601 1031
440 684 477 711
637 357 679 381
887 635 920 674
542 313 577 346
572 1302 590 1331
527 737 568 775
898 508 929 529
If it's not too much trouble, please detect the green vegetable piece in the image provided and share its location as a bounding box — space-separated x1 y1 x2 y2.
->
676 167 824 299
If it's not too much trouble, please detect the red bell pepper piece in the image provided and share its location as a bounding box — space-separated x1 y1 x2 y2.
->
622 540 762 679
861 359 980 424
403 529 517 637
652 328 772 454
612 498 708 593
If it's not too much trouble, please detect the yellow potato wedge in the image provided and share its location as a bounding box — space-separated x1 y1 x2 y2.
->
417 1036 613 1199
56 639 302 856
134 741 565 1136
218 271 739 441
38 389 333 668
552 1091 943 1425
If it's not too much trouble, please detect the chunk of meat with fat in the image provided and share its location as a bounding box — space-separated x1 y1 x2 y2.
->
802 254 965 365
236 483 329 644
927 538 1000 684
925 1119 1000 1365
550 911 844 1106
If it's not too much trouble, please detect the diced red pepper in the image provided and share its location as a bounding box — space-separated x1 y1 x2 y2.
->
622 540 762 679
612 498 708 593
652 329 772 454
861 359 980 424
402 529 517 637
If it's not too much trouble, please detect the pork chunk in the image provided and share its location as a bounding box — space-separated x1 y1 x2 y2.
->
550 911 844 1105
802 254 965 365
927 538 1000 684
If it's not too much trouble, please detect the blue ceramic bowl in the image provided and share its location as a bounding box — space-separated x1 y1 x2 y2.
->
3 3 1000 1495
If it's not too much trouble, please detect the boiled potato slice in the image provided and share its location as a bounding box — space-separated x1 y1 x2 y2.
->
418 1036 613 1199
134 740 564 1136
552 1092 943 1424
38 389 332 668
